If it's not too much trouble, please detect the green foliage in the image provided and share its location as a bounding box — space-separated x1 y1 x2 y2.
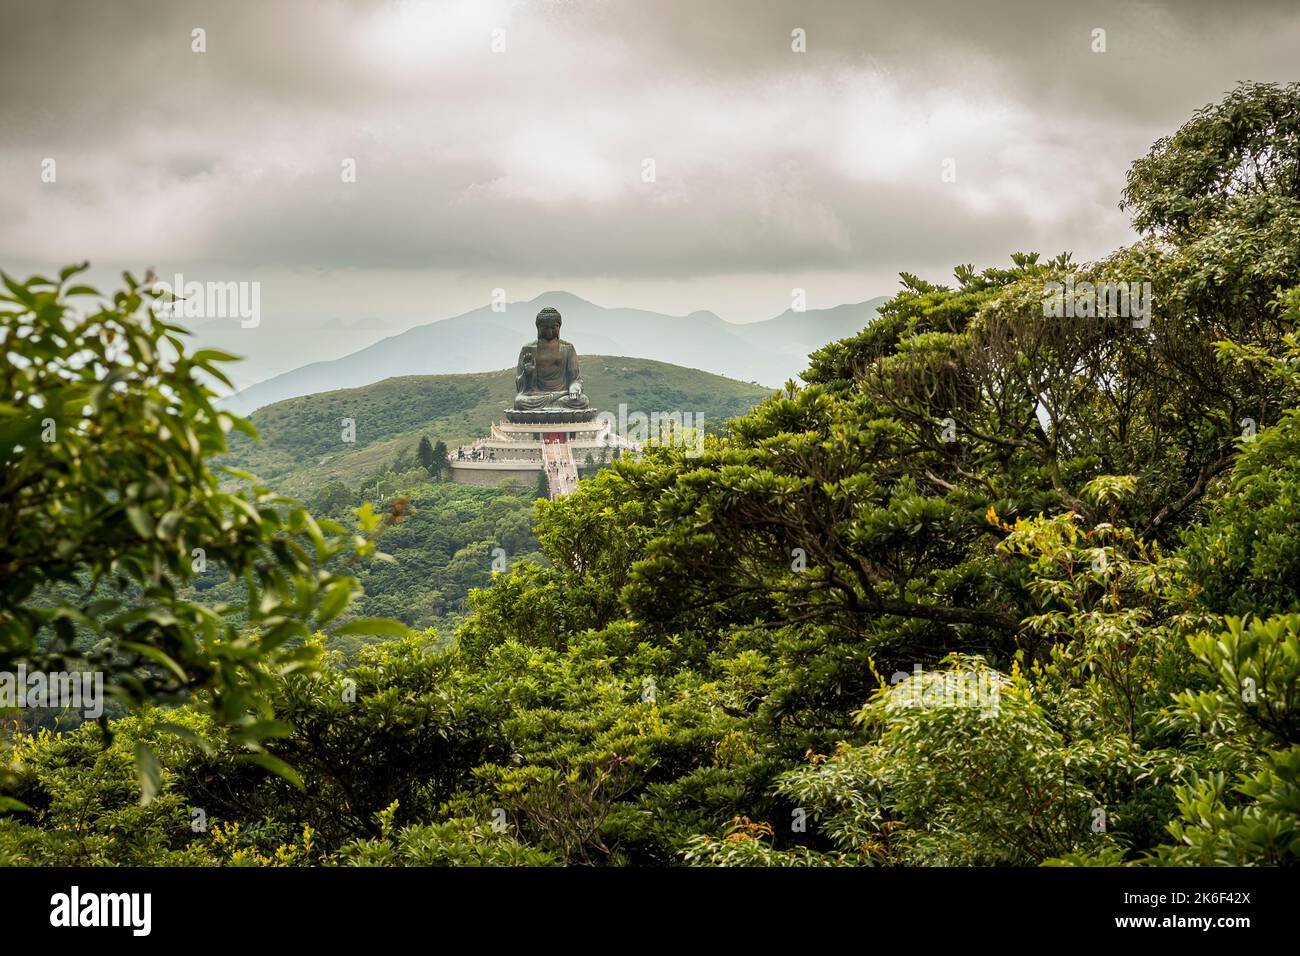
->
416 436 449 480
1181 404 1300 616
776 657 1099 866
1151 614 1300 865
338 809 556 866
1123 81 1300 245
0 709 222 866
201 479 543 642
682 817 847 866
5 85 1300 868
0 268 390 767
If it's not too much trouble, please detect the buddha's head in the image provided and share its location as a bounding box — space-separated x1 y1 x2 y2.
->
536 307 562 341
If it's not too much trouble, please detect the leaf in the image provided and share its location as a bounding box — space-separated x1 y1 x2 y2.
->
126 505 155 539
201 364 234 390
241 752 305 791
223 414 259 440
156 509 184 541
227 495 261 524
134 743 162 805
0 796 31 813
2 272 36 306
316 580 354 625
189 348 243 366
121 642 188 683
156 722 215 756
260 618 310 651
239 719 294 740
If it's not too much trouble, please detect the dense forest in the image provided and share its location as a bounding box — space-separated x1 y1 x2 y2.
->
205 361 772 645
1 83 1298 866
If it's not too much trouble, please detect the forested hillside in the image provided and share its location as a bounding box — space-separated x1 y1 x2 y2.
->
220 359 771 495
2 83 1299 868
200 359 771 648
190 481 543 652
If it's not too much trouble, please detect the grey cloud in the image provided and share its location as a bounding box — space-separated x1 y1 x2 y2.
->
1 0 1295 289
570 0 1300 122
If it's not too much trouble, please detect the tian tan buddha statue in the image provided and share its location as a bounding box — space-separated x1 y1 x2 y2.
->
513 307 590 411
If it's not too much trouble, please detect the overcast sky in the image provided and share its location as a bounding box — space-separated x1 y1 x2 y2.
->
2 0 1298 355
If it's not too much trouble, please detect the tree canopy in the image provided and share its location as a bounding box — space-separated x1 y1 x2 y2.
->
2 83 1299 867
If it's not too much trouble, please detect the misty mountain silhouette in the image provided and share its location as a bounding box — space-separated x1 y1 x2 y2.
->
223 291 886 414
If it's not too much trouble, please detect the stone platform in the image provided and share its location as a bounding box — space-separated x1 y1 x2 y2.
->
504 407 599 425
448 407 637 497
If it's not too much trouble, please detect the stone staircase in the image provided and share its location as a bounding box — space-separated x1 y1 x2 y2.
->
541 442 578 498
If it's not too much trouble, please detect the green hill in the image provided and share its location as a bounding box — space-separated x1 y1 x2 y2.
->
220 356 773 496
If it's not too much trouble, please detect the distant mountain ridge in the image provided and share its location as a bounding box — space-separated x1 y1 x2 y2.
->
223 291 887 415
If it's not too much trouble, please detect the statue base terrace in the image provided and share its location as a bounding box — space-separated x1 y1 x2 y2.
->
449 407 637 497
504 406 600 424
449 304 630 497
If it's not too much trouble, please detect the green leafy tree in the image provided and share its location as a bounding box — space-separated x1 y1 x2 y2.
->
0 266 404 791
417 436 450 480
417 435 435 474
431 440 449 479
